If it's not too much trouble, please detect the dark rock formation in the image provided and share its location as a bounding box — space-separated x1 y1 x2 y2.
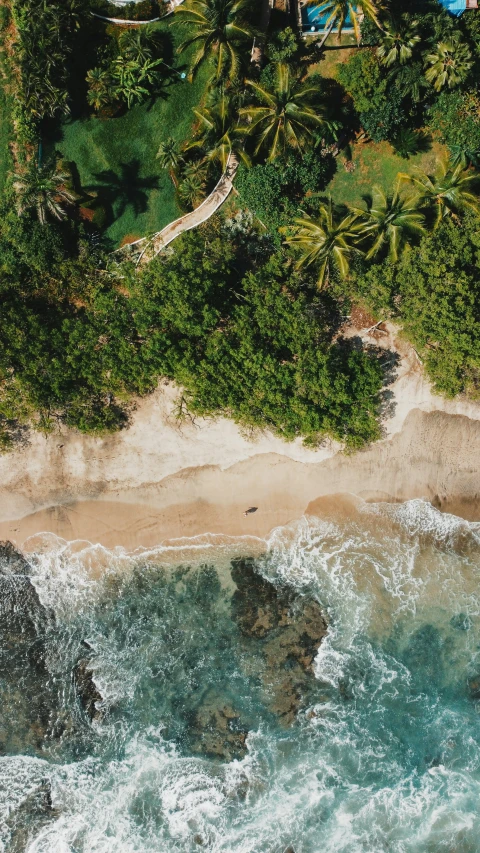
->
0 541 56 754
188 690 248 761
5 779 59 853
231 558 328 725
0 540 31 573
74 659 104 722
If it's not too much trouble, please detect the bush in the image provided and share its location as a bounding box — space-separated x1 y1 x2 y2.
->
0 212 384 447
352 216 480 398
337 49 407 141
10 0 81 138
133 241 383 447
428 88 480 165
235 151 336 239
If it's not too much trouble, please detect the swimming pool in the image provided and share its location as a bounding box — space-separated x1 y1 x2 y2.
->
440 0 470 13
301 0 470 33
301 3 353 33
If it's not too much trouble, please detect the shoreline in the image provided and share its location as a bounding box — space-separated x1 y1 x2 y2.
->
1 405 480 551
1 323 480 551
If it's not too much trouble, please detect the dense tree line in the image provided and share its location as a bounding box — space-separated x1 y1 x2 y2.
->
2 0 480 451
9 0 85 145
346 215 480 398
0 209 384 448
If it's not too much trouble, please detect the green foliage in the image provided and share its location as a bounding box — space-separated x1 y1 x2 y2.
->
0 211 383 448
337 49 406 141
133 245 383 446
428 89 480 166
424 38 473 92
391 128 424 159
462 8 480 57
173 0 256 83
359 88 407 143
304 0 382 44
376 17 421 68
337 50 384 116
352 216 480 397
10 0 84 144
284 201 364 289
86 27 165 112
235 151 336 237
240 63 332 161
266 27 301 64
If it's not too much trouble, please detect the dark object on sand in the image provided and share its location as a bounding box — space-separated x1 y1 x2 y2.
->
243 506 258 516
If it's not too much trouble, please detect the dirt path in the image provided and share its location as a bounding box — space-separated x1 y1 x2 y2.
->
120 154 238 263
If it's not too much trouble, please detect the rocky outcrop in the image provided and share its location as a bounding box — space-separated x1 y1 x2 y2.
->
0 541 56 754
180 559 327 762
0 541 105 757
5 780 59 853
231 558 328 725
188 691 248 762
74 658 104 722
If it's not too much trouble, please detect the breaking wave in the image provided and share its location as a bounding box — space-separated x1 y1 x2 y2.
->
1 499 480 852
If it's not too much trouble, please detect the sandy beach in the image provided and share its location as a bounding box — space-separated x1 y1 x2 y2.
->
1 323 480 551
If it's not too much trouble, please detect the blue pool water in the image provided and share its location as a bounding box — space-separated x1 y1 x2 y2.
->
302 0 466 32
302 4 353 32
440 0 468 14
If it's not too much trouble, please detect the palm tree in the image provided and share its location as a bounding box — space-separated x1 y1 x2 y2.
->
377 19 421 67
156 137 185 186
111 56 163 108
178 172 207 209
304 0 381 44
400 162 480 226
449 144 480 171
189 94 249 172
240 63 331 162
283 201 363 289
13 163 76 226
351 184 426 262
173 0 256 83
119 25 160 64
424 39 473 92
86 67 116 112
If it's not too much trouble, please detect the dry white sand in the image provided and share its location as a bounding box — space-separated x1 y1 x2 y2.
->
1 323 480 550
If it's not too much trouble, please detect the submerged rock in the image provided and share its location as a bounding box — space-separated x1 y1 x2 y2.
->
188 690 248 761
231 558 328 725
0 541 57 753
467 675 480 699
5 779 59 853
74 659 104 722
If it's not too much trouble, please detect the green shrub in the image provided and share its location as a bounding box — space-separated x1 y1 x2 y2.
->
352 216 480 398
428 88 480 166
337 49 407 141
235 151 336 239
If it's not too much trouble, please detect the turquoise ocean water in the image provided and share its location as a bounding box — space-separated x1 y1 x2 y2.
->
1 498 480 852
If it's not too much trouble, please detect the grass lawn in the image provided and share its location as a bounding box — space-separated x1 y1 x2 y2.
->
306 33 358 80
305 40 449 208
328 139 448 208
50 21 210 247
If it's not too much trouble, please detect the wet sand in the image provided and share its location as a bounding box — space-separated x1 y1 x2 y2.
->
1 406 480 551
1 320 480 550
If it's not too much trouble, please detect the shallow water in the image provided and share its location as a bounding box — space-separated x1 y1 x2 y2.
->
2 499 480 852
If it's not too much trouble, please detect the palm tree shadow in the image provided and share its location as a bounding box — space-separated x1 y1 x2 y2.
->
85 159 160 222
